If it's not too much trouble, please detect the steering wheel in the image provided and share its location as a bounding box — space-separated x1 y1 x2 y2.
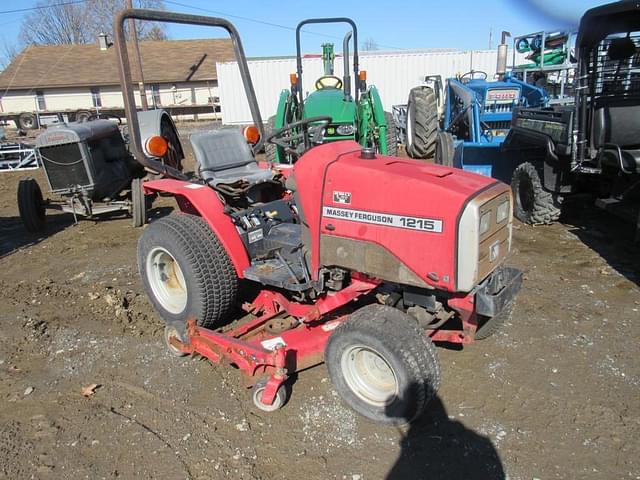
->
315 76 343 90
265 116 332 162
460 70 488 83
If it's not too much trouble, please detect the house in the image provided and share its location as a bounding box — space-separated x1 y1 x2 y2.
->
0 37 235 128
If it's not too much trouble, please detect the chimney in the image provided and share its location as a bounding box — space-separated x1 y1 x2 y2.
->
98 33 111 51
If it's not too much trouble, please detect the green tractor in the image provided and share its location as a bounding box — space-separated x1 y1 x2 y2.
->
266 17 397 163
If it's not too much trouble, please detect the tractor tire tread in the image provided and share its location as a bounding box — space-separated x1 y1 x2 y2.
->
511 162 561 225
17 178 46 233
475 300 515 340
139 214 237 329
265 116 277 163
407 87 438 159
326 304 440 425
383 111 398 156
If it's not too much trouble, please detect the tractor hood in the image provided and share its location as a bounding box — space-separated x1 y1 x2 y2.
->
293 141 512 293
303 89 356 124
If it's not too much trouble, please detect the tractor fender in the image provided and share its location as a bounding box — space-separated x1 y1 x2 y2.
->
136 109 185 160
142 179 250 277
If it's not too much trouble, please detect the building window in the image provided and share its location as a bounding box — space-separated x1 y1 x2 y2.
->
36 91 46 111
151 84 161 107
91 87 102 108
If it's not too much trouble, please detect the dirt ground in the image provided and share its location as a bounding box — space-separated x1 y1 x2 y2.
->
0 126 638 479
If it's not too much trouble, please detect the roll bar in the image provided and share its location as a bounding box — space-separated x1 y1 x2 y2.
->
114 9 264 179
295 18 359 105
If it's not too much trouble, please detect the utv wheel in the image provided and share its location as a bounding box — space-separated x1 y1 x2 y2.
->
17 178 46 233
265 116 277 163
434 131 455 167
138 214 238 329
406 86 438 159
383 111 398 156
131 178 146 228
164 325 188 357
252 378 287 412
325 304 440 426
475 300 515 340
511 162 560 225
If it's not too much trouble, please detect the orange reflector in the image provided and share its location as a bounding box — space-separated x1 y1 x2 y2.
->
243 125 260 144
359 70 367 81
290 73 298 85
145 135 168 157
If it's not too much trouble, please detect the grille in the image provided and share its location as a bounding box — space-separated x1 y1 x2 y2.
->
39 142 92 192
588 33 640 100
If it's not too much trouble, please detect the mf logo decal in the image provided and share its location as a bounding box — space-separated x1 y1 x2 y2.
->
323 206 443 233
333 191 352 205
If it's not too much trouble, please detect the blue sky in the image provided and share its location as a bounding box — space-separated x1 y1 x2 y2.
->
1 0 605 60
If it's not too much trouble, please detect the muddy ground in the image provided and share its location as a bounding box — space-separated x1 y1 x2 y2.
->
0 125 639 479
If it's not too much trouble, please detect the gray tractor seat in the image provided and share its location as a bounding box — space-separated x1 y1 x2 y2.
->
190 129 273 186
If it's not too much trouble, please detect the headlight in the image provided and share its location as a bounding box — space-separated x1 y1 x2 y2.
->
336 124 355 136
479 211 491 235
496 200 509 224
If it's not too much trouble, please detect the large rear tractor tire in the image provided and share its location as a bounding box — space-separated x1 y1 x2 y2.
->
383 111 398 156
138 214 238 330
511 162 561 225
434 131 455 167
17 178 46 233
406 86 438 159
325 304 440 426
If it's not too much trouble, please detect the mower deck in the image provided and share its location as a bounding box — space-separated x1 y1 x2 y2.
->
168 275 380 407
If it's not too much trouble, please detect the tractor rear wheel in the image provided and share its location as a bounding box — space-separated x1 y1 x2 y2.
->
434 131 455 167
138 214 238 330
383 111 398 156
17 178 46 233
325 304 440 426
511 162 560 225
265 116 277 163
406 86 438 159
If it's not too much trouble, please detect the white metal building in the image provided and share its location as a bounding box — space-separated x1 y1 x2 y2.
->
217 49 503 124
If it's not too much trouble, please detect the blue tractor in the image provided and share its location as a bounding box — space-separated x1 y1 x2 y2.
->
405 32 557 221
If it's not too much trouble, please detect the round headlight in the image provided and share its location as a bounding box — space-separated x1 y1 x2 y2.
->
336 124 355 136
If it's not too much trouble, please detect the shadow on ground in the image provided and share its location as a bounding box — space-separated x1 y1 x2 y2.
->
386 394 504 480
0 214 70 259
560 201 640 287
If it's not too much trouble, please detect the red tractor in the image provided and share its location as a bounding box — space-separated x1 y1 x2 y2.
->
116 9 522 425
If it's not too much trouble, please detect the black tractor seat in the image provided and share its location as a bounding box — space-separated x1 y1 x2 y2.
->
190 129 273 186
592 99 640 173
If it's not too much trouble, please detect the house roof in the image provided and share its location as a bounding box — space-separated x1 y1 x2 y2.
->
0 38 234 91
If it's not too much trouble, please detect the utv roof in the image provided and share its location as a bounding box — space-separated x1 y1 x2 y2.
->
576 1 640 49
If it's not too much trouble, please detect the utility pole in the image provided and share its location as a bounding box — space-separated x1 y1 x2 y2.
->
125 0 149 110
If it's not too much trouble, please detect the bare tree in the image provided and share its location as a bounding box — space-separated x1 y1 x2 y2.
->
19 0 167 46
362 38 379 51
1 42 21 69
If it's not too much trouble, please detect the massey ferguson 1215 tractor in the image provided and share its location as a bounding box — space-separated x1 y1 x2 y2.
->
116 9 522 425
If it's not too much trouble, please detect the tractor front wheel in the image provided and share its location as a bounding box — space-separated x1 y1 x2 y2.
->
17 178 46 233
434 131 455 167
406 86 438 159
138 214 238 330
325 304 440 426
511 162 560 225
